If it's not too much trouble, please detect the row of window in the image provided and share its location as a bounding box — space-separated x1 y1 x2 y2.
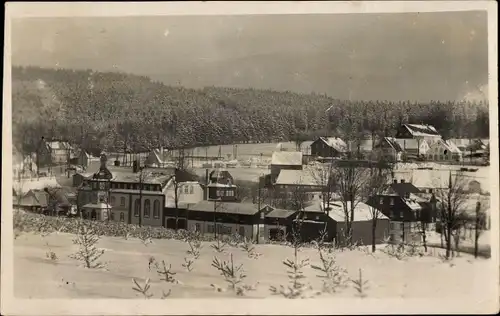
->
205 223 246 236
216 189 235 197
110 212 126 222
133 199 161 219
379 197 395 205
88 181 162 192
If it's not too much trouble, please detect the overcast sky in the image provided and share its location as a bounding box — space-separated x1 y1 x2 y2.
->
11 11 488 102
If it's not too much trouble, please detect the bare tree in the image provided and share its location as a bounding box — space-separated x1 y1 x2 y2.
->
363 160 393 252
310 161 336 219
330 160 370 246
434 172 469 259
474 200 487 258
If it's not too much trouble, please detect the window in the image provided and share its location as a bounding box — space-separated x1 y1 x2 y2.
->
379 197 384 205
134 199 140 217
400 223 404 230
389 210 394 218
153 200 160 219
389 198 394 206
110 196 116 205
120 212 125 222
184 185 189 194
144 199 151 218
110 212 115 221
239 226 245 236
189 185 194 194
400 211 404 219
195 223 201 232
207 224 215 233
120 197 126 207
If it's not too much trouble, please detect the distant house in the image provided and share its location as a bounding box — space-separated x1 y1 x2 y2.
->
165 180 204 209
144 148 173 168
12 147 37 178
270 151 303 181
326 201 390 246
202 169 238 201
426 139 462 162
262 205 296 241
77 150 101 170
373 137 404 162
310 137 348 158
44 140 74 165
14 189 49 212
394 138 430 158
186 201 262 240
45 187 75 216
395 124 442 144
366 182 427 244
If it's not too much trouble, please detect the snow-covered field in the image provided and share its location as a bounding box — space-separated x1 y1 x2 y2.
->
14 232 493 300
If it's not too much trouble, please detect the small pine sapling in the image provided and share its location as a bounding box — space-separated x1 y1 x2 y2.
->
155 260 177 283
148 256 157 271
350 269 369 298
239 237 261 259
132 278 153 299
210 239 227 253
139 229 153 246
69 222 105 269
161 289 172 299
270 212 317 299
187 239 202 259
211 253 253 296
311 241 348 294
182 257 194 272
45 241 58 261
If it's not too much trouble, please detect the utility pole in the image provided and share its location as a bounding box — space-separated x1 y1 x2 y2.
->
138 166 144 227
213 198 218 239
256 177 262 244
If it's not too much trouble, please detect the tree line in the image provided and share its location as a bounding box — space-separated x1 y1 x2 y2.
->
12 66 489 156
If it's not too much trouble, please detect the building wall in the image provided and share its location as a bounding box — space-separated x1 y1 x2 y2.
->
310 140 340 158
265 224 287 241
426 144 461 162
185 219 254 240
389 221 421 244
129 194 164 227
108 192 131 223
335 219 390 246
165 182 204 207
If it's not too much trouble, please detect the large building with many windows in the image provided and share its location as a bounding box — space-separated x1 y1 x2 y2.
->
76 154 200 226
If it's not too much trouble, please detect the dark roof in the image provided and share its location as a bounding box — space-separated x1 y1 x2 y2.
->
188 201 259 216
45 188 71 206
389 183 421 196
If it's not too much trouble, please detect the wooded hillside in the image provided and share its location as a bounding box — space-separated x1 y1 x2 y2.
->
12 66 489 155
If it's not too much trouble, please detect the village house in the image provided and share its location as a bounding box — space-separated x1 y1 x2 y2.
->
395 124 442 144
373 137 404 162
261 205 295 241
77 150 101 170
366 181 429 244
426 139 462 162
326 200 390 246
144 147 174 168
42 140 75 165
185 201 263 241
14 189 49 213
203 169 238 201
270 151 303 182
309 137 348 158
76 155 174 225
12 146 38 179
395 138 430 159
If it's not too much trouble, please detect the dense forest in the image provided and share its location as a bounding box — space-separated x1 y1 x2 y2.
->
12 66 489 156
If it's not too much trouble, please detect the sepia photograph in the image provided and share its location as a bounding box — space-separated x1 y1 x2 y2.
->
2 1 498 315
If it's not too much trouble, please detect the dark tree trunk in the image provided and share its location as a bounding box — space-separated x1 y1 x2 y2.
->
371 219 377 252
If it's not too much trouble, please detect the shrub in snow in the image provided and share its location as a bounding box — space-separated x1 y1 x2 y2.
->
69 222 105 269
211 239 228 253
211 253 255 296
132 278 153 299
350 269 369 298
154 260 177 283
311 241 348 294
45 241 58 261
239 237 261 259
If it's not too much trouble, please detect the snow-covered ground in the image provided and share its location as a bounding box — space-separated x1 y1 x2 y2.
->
14 232 493 300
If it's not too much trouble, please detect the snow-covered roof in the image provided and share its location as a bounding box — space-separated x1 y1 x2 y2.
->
326 201 389 222
318 137 348 153
430 139 462 154
404 124 441 137
275 168 321 186
46 141 72 150
394 138 428 151
271 151 302 166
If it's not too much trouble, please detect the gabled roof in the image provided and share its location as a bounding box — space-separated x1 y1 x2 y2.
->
317 137 348 153
275 168 321 186
403 124 440 137
394 138 427 151
382 137 403 152
264 206 296 219
271 151 303 166
188 201 259 216
430 139 462 154
327 201 389 222
388 182 421 196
